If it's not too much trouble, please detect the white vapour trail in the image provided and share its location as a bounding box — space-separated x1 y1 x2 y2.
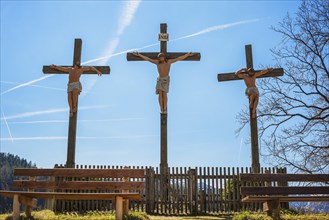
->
172 19 260 41
117 1 141 36
0 134 158 141
85 19 260 65
0 75 54 96
1 80 67 92
0 105 110 121
0 19 258 95
98 0 141 66
2 118 143 124
84 0 141 92
82 43 159 65
1 107 14 142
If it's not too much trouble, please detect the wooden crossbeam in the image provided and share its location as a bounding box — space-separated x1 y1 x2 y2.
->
13 180 145 191
240 173 329 182
242 195 329 202
14 168 145 178
0 191 142 200
217 68 284 82
43 66 110 74
127 52 201 61
241 186 329 195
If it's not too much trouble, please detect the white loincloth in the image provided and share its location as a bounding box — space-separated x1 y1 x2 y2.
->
245 86 259 96
67 81 82 93
156 76 170 94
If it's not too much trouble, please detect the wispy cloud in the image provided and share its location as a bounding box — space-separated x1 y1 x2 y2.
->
2 118 143 125
0 105 110 121
0 134 158 141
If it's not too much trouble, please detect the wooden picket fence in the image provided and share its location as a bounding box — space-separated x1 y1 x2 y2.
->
50 165 286 214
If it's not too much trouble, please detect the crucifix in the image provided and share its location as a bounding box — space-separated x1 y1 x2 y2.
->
127 23 201 176
43 38 110 168
217 44 284 173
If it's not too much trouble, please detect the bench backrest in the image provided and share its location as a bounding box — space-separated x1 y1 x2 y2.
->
240 173 329 196
13 168 145 191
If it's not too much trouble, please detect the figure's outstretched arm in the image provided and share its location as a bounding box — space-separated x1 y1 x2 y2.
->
235 68 247 79
133 52 158 64
82 66 102 76
255 68 273 77
50 64 71 72
169 52 194 64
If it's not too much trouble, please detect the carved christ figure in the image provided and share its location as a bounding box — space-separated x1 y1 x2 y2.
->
51 61 102 117
132 52 194 113
235 67 273 118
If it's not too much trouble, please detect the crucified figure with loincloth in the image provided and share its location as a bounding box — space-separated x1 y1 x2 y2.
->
235 67 273 118
51 61 102 117
132 52 194 113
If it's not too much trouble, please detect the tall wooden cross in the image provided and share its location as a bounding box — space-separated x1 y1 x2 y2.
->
217 44 284 173
127 23 201 176
43 39 110 168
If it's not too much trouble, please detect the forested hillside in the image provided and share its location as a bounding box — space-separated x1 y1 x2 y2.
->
0 153 36 213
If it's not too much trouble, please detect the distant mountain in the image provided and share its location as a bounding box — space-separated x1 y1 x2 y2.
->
0 152 37 214
291 201 329 214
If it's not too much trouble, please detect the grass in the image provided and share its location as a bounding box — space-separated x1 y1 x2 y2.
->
232 210 329 220
0 210 149 220
0 210 328 220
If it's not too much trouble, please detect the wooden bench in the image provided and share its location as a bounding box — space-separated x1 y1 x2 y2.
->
0 168 145 220
240 173 329 219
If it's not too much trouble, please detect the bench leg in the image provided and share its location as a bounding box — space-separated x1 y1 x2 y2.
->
116 196 123 220
264 199 281 220
13 194 20 220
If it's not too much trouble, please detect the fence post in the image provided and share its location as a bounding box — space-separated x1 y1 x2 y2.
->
188 168 197 214
145 167 155 214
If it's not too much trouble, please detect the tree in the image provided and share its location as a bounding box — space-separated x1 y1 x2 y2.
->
0 153 37 213
238 0 329 174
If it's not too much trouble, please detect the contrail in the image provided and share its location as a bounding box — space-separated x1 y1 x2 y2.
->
0 134 159 141
0 75 54 96
1 107 14 142
82 43 159 65
0 19 259 95
1 80 66 92
172 19 260 41
0 105 110 121
2 118 143 124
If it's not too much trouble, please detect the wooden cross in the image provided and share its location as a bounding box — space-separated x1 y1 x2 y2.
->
217 44 284 173
127 23 201 175
43 39 110 168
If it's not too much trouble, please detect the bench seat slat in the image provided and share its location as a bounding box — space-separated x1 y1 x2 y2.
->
13 180 144 191
242 195 329 202
14 168 145 178
241 186 329 195
240 174 329 182
0 191 142 200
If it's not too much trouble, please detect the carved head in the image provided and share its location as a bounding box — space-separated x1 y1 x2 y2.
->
74 61 81 68
157 53 167 63
247 68 255 76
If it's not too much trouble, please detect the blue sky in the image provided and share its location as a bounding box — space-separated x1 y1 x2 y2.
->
1 0 300 168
